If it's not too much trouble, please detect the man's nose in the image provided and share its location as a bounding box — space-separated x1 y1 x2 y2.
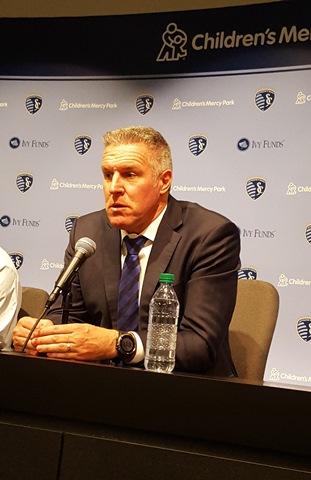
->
110 173 124 193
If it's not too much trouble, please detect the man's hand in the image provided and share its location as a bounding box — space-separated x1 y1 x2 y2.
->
30 323 119 361
13 317 54 355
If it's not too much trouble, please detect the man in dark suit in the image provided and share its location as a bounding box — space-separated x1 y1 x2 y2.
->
13 126 240 376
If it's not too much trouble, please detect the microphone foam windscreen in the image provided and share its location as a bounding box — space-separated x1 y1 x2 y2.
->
75 237 96 257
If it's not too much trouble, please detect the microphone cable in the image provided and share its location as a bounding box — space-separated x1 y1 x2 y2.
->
21 305 49 353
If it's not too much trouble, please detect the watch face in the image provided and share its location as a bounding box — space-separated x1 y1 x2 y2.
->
121 335 135 354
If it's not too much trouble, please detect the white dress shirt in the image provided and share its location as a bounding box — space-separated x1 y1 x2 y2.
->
0 247 22 350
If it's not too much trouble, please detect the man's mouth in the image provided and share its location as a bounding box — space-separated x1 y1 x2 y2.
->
110 203 128 210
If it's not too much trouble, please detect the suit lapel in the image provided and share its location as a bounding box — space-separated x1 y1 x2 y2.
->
141 196 182 307
100 217 121 328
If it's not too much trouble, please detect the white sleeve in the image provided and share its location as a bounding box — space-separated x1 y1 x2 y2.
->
127 331 145 364
0 262 22 350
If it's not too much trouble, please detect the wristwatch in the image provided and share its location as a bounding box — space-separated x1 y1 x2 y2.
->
115 331 137 363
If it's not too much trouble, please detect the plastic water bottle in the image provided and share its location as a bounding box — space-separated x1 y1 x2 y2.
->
144 273 179 373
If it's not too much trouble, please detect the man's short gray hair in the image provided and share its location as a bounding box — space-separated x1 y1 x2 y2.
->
103 126 172 178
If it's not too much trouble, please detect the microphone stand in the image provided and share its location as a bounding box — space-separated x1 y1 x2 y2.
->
61 287 72 324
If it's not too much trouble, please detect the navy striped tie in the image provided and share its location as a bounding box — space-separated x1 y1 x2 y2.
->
117 235 146 332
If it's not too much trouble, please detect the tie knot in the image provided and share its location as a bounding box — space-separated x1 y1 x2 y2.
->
124 235 146 255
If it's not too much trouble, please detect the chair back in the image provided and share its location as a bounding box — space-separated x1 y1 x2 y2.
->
229 279 279 381
18 286 49 319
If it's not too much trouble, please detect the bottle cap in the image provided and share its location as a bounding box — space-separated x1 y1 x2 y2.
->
159 273 174 283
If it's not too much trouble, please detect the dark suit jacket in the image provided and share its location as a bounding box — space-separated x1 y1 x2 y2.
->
47 195 241 376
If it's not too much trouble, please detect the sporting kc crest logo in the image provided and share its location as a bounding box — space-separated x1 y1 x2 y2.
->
238 267 258 280
188 135 208 156
255 89 275 112
305 224 311 245
16 173 34 193
297 317 311 342
65 215 79 233
74 135 92 155
246 177 266 200
136 95 154 115
9 252 24 270
25 95 43 114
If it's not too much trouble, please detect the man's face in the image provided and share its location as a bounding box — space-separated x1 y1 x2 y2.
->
102 143 171 233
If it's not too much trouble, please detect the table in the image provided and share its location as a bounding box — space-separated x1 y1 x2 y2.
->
0 352 310 480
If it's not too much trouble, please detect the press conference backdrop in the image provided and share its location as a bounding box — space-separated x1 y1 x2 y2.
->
1 1 310 388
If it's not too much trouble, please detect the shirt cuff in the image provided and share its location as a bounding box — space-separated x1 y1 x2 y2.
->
127 331 144 364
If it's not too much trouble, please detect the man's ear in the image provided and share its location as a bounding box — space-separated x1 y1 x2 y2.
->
159 169 172 194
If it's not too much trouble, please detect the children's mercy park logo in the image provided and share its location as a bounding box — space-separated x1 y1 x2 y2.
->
157 23 188 62
295 92 311 104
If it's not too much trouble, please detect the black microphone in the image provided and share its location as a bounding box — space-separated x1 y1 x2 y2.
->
45 237 96 309
21 237 96 353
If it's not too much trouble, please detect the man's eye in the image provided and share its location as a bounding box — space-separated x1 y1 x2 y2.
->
103 172 112 180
